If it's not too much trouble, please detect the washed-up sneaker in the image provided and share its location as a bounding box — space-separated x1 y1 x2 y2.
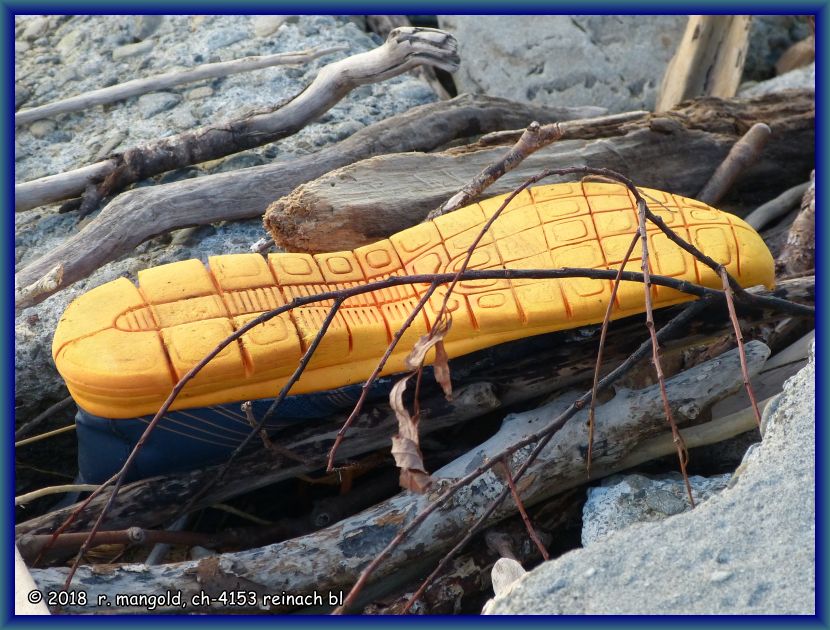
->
53 182 774 482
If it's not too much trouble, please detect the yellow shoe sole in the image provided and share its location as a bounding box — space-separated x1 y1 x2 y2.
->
53 182 774 418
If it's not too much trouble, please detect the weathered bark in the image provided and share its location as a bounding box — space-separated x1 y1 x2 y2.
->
15 95 601 309
16 276 813 538
426 111 648 220
777 170 815 276
656 15 752 111
265 90 814 253
14 27 460 213
28 343 770 612
14 46 346 127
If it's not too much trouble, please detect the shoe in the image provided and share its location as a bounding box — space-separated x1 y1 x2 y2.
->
53 182 774 481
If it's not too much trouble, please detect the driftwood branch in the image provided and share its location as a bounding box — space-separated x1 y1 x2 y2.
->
15 27 460 213
745 181 811 230
696 122 771 205
366 16 451 99
29 344 769 612
15 95 600 309
14 45 346 127
265 91 814 253
777 170 815 276
656 15 752 111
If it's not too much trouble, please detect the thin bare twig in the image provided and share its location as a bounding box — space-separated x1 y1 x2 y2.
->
15 396 74 440
720 267 762 426
500 459 549 561
636 197 694 506
14 424 76 448
586 232 640 474
15 484 99 507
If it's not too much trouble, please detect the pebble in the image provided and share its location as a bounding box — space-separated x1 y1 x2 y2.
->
252 15 294 38
210 152 266 173
14 84 31 109
28 120 56 139
709 570 734 583
22 16 49 41
15 40 30 54
169 107 198 130
137 92 182 118
93 131 127 161
205 28 247 51
131 15 163 41
186 86 214 100
56 30 85 56
112 40 155 60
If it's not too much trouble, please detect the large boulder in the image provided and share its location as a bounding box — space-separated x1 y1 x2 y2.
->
437 15 811 113
436 15 686 112
487 343 815 614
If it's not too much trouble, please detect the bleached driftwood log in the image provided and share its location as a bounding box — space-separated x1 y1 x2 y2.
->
656 15 752 111
15 276 813 537
14 45 346 127
366 16 451 99
745 181 811 230
30 343 769 612
265 90 814 252
15 27 460 213
15 95 601 309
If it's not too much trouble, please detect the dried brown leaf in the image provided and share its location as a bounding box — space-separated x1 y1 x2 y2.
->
399 469 432 494
389 375 433 493
433 339 452 400
390 435 425 472
404 314 452 371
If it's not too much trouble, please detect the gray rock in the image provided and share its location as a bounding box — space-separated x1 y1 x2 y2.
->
22 16 49 41
205 28 248 51
489 344 815 614
186 86 214 100
251 15 294 38
744 16 812 81
130 15 163 41
437 15 686 112
28 119 56 139
137 92 182 118
14 83 30 109
740 63 815 97
581 473 730 546
15 40 31 54
211 152 266 172
55 29 85 56
112 39 154 60
169 106 198 130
